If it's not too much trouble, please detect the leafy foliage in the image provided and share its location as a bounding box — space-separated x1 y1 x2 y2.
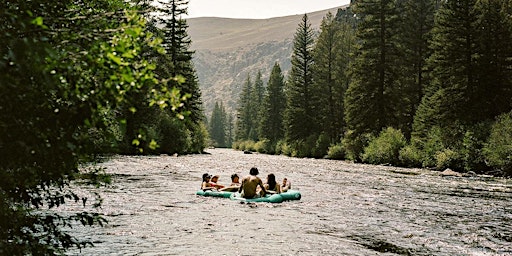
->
362 127 407 165
483 111 512 176
0 0 197 253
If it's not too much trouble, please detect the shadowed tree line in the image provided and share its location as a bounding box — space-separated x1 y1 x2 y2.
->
230 0 512 176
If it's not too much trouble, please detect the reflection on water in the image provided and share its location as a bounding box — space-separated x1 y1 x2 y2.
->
65 149 512 255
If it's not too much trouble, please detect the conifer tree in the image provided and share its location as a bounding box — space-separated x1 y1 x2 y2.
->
259 63 286 144
209 101 227 147
251 70 265 141
235 74 254 141
472 0 512 119
313 12 355 143
157 0 203 123
344 0 401 157
226 114 234 147
396 0 436 138
412 0 479 141
284 14 316 143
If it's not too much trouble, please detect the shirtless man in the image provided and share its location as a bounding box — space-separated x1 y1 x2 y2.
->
238 167 267 199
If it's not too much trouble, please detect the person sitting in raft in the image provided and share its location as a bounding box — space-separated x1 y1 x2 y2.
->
238 167 267 199
230 173 240 186
209 175 225 190
281 177 291 192
264 173 281 194
201 173 214 191
219 173 241 192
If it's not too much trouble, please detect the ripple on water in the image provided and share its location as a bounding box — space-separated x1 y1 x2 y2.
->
65 149 512 256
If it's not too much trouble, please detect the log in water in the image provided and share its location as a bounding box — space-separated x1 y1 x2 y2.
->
65 148 511 255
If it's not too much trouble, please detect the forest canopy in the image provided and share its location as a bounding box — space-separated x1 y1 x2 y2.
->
229 0 512 176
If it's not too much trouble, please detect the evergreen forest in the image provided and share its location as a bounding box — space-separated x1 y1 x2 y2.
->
1 0 205 254
2 0 512 254
215 0 512 177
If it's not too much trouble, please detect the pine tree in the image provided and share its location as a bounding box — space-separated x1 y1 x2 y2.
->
396 0 436 138
235 74 254 141
313 12 355 143
209 101 227 147
157 0 203 123
285 14 316 143
251 70 265 141
344 0 401 156
412 0 479 141
259 63 286 144
152 0 206 153
226 113 234 147
472 0 512 119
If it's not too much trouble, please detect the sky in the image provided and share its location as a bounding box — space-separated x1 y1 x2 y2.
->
186 0 351 19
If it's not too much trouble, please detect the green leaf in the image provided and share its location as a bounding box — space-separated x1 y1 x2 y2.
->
149 140 159 150
107 53 123 65
31 17 48 29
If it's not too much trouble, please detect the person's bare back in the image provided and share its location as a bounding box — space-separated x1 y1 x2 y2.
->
239 167 266 198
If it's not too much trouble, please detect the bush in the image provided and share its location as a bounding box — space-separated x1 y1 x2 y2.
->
312 133 331 158
254 139 273 154
460 122 491 172
420 126 445 168
399 144 423 167
235 140 256 151
434 148 461 170
158 115 191 154
483 111 512 175
189 122 209 153
327 142 345 160
232 140 241 150
291 135 317 158
341 130 373 161
362 127 407 165
275 140 292 156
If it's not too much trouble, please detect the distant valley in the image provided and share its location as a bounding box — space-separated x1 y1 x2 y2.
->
187 5 348 116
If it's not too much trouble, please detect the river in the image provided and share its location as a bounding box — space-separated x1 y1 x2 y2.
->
65 148 512 255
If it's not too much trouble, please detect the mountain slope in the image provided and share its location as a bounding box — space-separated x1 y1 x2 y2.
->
187 5 348 116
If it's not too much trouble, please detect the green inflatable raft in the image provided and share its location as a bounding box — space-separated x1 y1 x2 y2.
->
196 189 301 203
195 190 233 198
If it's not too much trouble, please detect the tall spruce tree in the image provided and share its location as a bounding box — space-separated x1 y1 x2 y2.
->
157 0 203 123
344 0 401 157
259 63 286 144
396 0 436 138
235 74 254 141
285 14 316 143
209 101 227 147
251 70 265 141
412 0 479 141
313 12 355 143
151 0 206 153
226 114 234 147
472 0 512 119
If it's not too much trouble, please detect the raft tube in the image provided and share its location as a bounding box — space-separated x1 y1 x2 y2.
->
229 189 301 203
195 190 233 198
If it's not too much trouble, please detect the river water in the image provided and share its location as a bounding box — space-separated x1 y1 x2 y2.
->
65 148 512 256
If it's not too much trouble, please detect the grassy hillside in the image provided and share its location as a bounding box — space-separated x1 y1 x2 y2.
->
187 5 348 116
